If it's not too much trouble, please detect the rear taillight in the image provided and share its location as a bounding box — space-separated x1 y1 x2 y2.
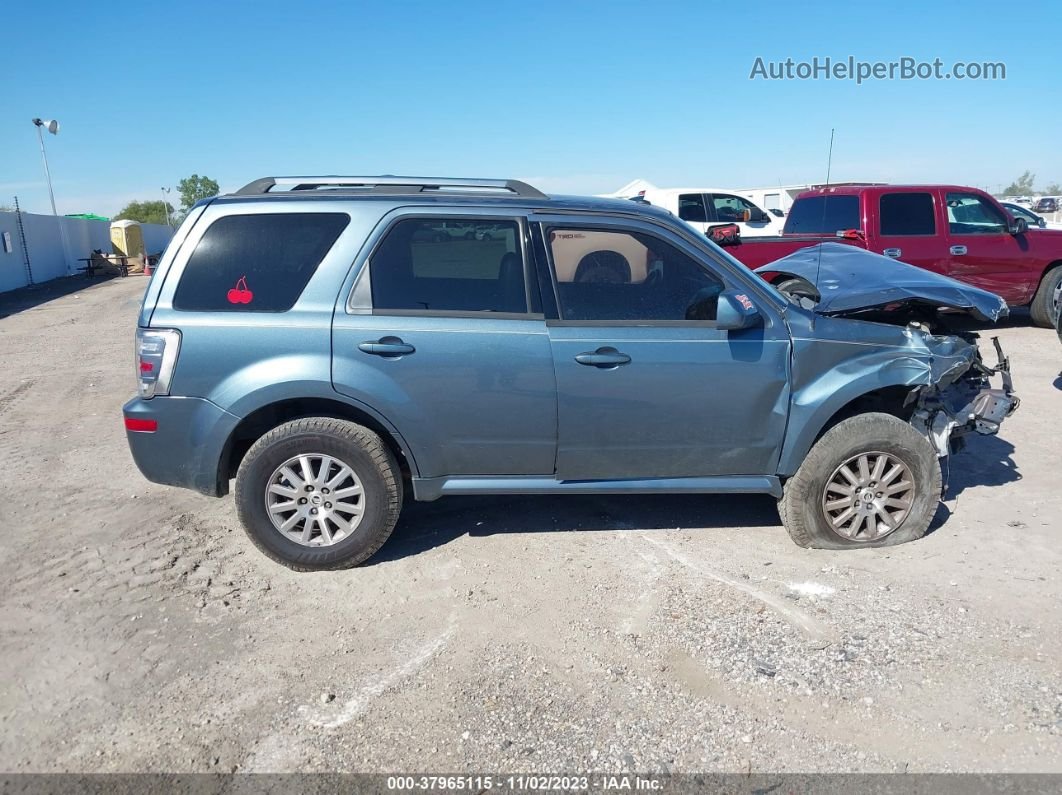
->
124 418 158 433
135 328 180 399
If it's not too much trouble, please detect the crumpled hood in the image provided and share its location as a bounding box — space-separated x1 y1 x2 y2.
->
755 242 1009 323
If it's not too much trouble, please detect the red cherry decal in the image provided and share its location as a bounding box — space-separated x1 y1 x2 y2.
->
227 276 254 305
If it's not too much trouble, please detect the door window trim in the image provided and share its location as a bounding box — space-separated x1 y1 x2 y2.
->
535 219 732 328
347 212 544 320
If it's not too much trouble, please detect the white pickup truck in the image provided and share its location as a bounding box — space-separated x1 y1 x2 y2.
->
603 180 783 237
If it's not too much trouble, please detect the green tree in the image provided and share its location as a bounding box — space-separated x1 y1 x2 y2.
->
114 200 174 225
1042 182 1061 195
177 174 220 210
1002 171 1036 195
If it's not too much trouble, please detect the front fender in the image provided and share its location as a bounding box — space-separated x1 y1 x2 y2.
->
776 312 976 476
778 358 925 476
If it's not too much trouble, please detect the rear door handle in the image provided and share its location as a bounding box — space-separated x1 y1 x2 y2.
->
950 245 968 256
574 347 631 368
883 247 902 258
358 337 415 357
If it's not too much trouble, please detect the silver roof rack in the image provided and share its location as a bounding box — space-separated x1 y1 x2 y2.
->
234 175 548 199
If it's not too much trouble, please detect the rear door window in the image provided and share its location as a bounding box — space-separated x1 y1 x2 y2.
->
879 192 936 235
784 195 861 234
677 194 710 223
369 218 528 314
173 212 349 311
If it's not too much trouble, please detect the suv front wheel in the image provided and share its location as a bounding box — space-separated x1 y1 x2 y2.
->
779 412 942 549
235 418 402 570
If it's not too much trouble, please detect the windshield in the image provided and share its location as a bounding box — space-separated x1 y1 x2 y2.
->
672 217 790 309
1004 204 1038 222
784 195 861 234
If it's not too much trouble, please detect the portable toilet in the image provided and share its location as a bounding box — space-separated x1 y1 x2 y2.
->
110 219 145 257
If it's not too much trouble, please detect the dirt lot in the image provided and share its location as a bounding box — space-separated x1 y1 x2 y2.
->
0 275 1059 774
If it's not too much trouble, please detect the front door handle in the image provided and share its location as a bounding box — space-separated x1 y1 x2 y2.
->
950 245 968 256
883 247 902 258
358 337 415 357
574 347 631 368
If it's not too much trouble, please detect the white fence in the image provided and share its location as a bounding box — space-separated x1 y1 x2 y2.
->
0 211 174 294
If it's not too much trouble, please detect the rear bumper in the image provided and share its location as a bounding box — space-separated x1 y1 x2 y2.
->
123 396 239 496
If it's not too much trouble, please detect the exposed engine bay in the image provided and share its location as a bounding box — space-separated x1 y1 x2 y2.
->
907 333 1018 457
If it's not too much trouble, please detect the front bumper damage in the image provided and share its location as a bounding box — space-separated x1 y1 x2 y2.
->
909 336 1019 457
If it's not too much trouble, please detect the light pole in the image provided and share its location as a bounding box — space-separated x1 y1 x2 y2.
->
160 187 173 228
31 117 73 274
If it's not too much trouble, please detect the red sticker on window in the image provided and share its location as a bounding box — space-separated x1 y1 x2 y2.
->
227 275 254 305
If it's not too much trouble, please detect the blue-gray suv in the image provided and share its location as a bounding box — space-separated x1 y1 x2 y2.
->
124 176 1017 570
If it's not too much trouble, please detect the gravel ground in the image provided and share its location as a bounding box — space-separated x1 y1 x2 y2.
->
0 275 1059 774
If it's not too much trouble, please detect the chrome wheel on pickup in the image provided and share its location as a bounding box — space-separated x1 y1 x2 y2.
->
821 451 914 542
1030 265 1062 328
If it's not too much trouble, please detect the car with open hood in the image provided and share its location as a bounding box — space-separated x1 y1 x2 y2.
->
124 176 1018 570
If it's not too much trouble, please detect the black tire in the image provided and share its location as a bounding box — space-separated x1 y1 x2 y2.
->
574 251 631 284
775 277 820 305
1029 265 1062 328
779 412 941 550
234 418 402 571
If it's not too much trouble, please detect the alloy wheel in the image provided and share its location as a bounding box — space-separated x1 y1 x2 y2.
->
821 451 914 542
264 454 366 546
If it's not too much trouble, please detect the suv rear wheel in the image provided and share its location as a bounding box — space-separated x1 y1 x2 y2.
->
779 412 941 549
235 418 402 570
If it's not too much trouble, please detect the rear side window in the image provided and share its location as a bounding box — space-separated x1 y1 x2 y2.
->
879 192 936 235
173 213 349 311
370 218 528 314
784 195 861 234
677 194 709 223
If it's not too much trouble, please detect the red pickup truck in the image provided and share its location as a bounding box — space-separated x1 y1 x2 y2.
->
722 184 1062 327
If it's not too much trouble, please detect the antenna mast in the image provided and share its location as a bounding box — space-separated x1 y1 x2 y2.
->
825 128 835 186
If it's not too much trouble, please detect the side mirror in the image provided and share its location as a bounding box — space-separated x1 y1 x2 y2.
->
755 209 770 223
1038 217 1047 229
1009 216 1028 235
716 289 763 331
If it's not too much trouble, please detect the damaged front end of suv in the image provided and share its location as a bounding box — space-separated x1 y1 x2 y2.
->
905 333 1018 457
761 244 1019 465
